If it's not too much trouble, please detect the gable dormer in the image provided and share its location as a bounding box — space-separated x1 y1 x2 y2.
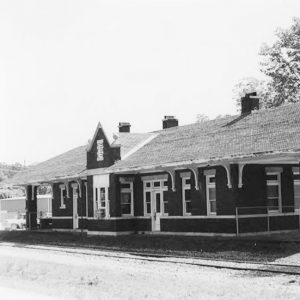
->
87 123 121 170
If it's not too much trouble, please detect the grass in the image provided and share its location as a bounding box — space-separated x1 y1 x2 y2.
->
1 230 300 263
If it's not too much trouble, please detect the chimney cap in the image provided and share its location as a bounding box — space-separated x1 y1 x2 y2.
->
163 115 176 120
118 122 131 127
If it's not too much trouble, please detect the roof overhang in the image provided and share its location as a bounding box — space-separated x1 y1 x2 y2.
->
108 150 300 174
13 173 87 187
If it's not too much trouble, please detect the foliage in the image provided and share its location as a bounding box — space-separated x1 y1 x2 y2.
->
0 162 26 198
260 17 300 106
232 77 275 109
0 162 25 183
196 114 210 123
234 18 300 108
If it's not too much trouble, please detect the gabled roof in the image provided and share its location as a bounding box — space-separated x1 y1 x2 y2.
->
5 132 155 185
6 145 88 185
109 102 300 171
111 132 156 158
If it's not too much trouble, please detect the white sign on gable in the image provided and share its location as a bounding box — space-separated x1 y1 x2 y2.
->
97 139 104 161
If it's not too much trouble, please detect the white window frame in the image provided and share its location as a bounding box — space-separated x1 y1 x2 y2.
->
266 172 282 213
59 184 66 209
94 186 110 219
293 171 300 211
182 177 192 216
143 180 168 216
206 175 216 215
120 182 134 216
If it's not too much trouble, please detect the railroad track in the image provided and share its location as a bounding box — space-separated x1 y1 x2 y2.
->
1 242 300 276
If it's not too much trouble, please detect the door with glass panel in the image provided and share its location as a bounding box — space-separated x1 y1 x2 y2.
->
152 190 163 231
95 187 108 218
144 180 168 232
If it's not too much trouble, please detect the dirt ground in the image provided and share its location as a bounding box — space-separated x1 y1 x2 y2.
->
1 244 300 299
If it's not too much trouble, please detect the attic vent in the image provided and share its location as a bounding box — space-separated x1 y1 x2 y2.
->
162 116 178 129
97 139 104 161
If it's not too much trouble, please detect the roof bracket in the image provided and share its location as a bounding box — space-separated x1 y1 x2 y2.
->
189 165 199 190
165 169 176 192
64 181 70 198
238 164 245 188
222 163 232 189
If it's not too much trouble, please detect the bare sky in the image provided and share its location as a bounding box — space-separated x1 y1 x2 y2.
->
1 0 299 165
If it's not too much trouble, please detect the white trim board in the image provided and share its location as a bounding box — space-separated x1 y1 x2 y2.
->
86 216 150 220
160 215 235 219
137 231 236 237
87 231 135 236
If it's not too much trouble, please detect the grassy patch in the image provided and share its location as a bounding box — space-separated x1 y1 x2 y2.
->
0 231 300 263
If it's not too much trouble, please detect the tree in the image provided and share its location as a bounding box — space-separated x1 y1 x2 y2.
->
234 18 300 109
196 114 209 123
260 18 300 106
232 77 275 109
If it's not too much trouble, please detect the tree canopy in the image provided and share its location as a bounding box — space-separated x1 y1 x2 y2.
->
234 18 300 108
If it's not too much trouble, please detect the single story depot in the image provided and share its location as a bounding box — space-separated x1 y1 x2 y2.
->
9 93 300 236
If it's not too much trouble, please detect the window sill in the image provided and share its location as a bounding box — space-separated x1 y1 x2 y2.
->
59 205 66 209
268 210 280 214
183 213 192 216
207 212 216 216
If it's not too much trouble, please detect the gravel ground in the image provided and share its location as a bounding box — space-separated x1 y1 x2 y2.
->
0 244 300 299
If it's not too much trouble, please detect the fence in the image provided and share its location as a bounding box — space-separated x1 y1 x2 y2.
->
235 206 300 236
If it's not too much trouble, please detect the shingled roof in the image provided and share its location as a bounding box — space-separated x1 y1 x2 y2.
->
5 132 155 185
6 145 87 185
109 102 300 171
6 102 300 185
112 133 155 158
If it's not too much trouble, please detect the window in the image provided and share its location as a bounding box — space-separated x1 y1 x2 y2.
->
182 177 192 215
97 139 104 161
145 191 151 215
266 173 282 212
120 182 133 216
59 184 66 209
154 181 160 188
163 191 168 214
206 175 216 215
94 187 109 218
294 172 300 211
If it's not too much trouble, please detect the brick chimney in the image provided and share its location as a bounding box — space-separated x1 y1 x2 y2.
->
162 116 178 129
118 122 131 133
241 92 260 114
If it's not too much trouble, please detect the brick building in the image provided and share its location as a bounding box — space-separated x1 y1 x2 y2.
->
9 93 300 236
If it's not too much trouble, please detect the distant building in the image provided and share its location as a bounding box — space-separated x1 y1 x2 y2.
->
0 194 52 217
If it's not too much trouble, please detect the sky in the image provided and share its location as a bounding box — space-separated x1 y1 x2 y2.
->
1 0 299 165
